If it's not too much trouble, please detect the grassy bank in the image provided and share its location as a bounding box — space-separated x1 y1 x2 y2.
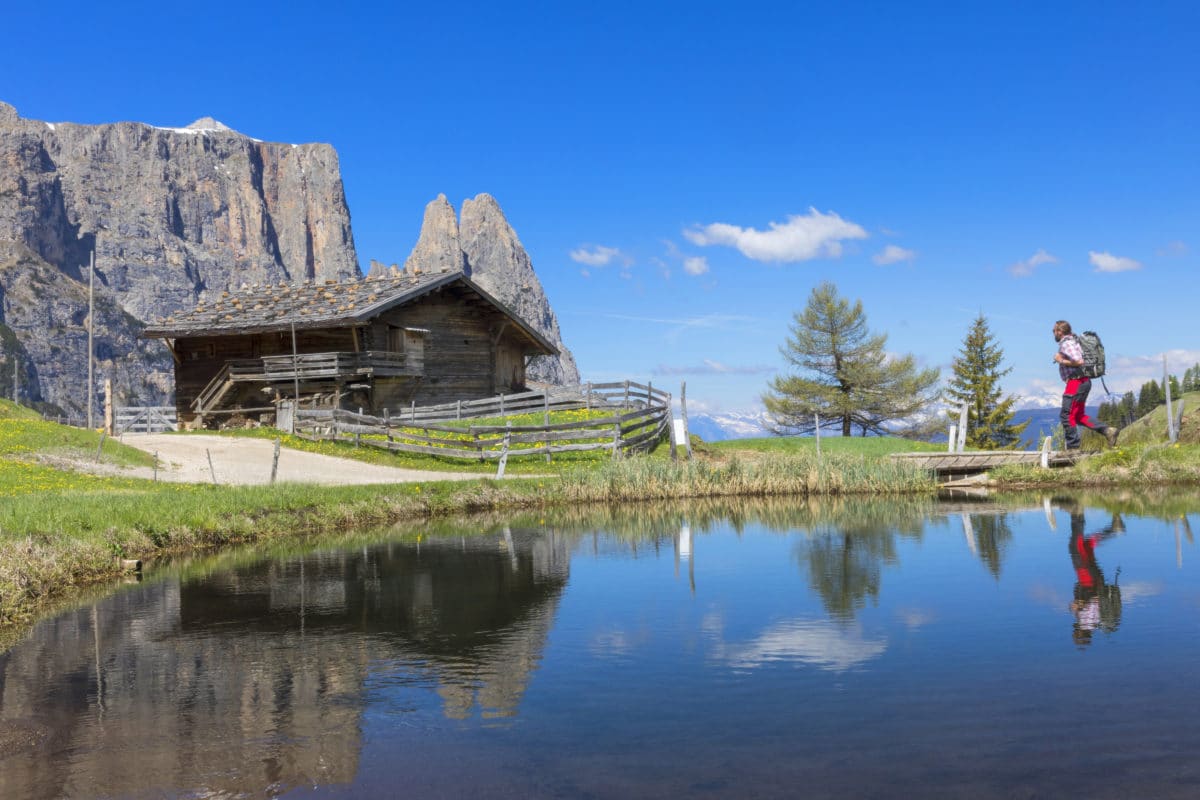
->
0 397 938 628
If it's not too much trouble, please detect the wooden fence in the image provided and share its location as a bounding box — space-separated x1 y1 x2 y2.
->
293 380 673 465
115 406 178 434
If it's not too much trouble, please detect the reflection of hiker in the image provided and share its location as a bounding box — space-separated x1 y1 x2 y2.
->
1053 320 1118 450
1066 505 1124 647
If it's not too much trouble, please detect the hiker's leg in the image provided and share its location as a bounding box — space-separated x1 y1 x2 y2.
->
1061 383 1081 449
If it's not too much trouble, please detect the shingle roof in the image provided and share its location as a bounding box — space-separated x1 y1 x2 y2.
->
141 267 558 355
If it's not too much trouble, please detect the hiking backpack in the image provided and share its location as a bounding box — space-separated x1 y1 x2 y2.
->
1077 331 1106 378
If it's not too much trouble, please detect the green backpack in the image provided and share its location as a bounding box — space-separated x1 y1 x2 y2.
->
1077 331 1106 378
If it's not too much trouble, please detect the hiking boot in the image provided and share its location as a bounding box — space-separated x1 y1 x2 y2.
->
1105 427 1119 447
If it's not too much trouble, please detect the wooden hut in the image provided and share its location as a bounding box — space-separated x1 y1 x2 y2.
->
142 267 558 427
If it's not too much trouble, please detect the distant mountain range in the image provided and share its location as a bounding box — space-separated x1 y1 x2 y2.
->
688 406 1086 450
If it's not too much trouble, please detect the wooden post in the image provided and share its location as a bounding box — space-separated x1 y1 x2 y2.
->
623 380 630 409
668 392 678 462
814 413 821 457
1165 356 1177 443
355 407 362 448
1041 436 1052 468
384 408 392 443
153 450 158 482
95 431 106 463
411 400 416 423
957 404 968 453
586 381 592 410
500 392 505 417
270 437 281 484
456 399 461 421
680 381 692 460
496 422 511 478
647 380 653 411
290 320 300 434
104 379 113 436
206 448 217 484
544 391 551 463
11 351 17 404
611 422 622 459
87 250 95 430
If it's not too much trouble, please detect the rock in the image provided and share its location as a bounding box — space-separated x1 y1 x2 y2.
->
402 194 467 275
0 106 358 416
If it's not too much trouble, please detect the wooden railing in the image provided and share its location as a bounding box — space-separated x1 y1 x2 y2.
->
256 351 415 381
293 380 673 465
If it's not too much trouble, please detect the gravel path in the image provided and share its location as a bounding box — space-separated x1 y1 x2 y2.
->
115 434 490 486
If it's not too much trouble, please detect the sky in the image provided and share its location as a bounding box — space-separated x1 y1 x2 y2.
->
3 1 1198 418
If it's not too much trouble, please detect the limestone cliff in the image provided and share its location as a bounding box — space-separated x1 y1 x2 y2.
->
0 102 358 416
405 193 580 386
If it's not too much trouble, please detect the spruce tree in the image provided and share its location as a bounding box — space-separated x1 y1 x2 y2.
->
943 314 1029 449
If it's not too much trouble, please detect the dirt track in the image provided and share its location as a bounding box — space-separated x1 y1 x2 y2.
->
115 434 489 485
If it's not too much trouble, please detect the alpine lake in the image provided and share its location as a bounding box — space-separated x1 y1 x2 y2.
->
2 490 1199 799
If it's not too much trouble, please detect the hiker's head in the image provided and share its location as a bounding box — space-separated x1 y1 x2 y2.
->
1053 320 1072 341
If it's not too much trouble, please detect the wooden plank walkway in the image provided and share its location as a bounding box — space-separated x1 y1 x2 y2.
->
891 450 1088 478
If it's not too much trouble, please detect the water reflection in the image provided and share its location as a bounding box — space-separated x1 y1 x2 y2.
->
1061 500 1125 646
1 493 1198 798
0 529 570 798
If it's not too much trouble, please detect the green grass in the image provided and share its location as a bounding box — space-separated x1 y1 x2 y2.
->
0 399 154 469
708 434 944 458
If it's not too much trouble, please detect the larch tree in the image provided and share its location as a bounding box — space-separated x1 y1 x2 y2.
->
944 313 1028 450
763 281 941 437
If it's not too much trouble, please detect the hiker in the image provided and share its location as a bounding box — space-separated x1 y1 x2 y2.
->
1064 503 1124 647
1053 320 1118 450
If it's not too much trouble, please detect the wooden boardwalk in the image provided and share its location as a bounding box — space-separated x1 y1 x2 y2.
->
891 449 1088 479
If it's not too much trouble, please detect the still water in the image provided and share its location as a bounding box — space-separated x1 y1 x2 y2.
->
2 493 1199 799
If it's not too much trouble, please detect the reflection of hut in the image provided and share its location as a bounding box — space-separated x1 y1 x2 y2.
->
0 530 572 797
142 267 557 427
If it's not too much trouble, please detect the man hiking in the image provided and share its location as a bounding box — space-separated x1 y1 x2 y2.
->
1053 320 1118 450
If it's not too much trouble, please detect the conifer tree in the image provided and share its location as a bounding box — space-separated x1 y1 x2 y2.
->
943 314 1028 449
1137 380 1163 417
763 282 941 436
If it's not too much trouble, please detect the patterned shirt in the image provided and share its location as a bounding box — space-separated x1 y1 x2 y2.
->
1058 334 1084 382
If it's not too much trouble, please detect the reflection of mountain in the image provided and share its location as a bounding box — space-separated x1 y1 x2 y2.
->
0 529 570 798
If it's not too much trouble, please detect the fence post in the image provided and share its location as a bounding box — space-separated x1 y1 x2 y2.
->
1165 355 1175 443
496 422 511 479
355 407 362 448
623 380 630 409
668 392 678 462
411 400 416 424
612 422 622 459
544 392 551 463
586 381 592 411
95 432 107 463
815 413 821 458
384 408 392 443
457 399 461 421
271 438 281 484
680 381 692 460
500 392 505 417
153 450 158 482
1041 435 1052 468
206 448 217 484
957 404 968 453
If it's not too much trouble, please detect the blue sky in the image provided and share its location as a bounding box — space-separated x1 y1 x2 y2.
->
4 1 1198 416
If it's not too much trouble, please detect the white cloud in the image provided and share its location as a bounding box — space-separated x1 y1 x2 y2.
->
1089 250 1142 273
710 618 887 673
683 207 868 263
872 244 916 265
683 256 709 276
569 244 626 267
1009 248 1059 277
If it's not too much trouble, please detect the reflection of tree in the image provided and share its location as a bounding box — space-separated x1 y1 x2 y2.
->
970 514 1014 579
795 529 899 622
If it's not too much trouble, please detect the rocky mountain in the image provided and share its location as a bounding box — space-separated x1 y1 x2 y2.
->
0 103 578 417
0 101 358 416
403 193 579 385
